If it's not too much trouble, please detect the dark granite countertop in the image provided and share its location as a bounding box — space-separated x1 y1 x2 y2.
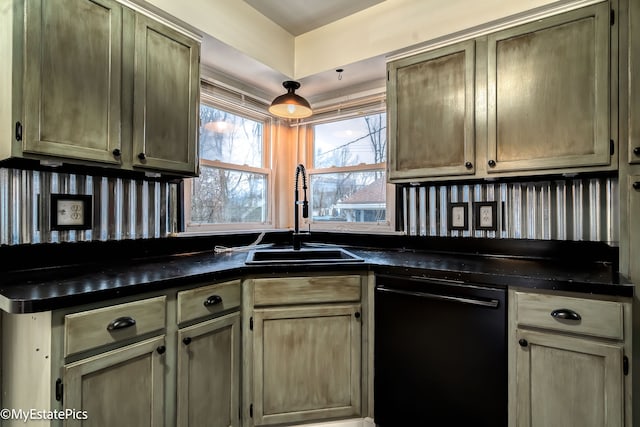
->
0 238 633 314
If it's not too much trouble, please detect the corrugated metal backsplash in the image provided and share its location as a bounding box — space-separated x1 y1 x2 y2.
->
0 168 178 245
402 177 619 243
0 168 619 245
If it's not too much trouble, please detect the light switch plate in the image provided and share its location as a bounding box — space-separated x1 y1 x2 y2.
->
448 203 468 231
473 201 498 231
51 194 92 230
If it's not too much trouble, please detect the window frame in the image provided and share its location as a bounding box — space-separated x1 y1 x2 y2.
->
302 108 396 233
183 93 275 233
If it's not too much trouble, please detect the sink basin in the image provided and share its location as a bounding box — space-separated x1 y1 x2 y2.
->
245 247 364 265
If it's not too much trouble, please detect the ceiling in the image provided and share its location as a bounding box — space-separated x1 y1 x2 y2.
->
243 0 385 36
200 0 388 104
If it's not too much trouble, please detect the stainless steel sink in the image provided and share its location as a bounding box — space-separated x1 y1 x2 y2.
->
245 247 364 265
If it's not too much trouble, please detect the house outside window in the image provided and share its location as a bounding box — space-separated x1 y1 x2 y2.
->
306 109 394 232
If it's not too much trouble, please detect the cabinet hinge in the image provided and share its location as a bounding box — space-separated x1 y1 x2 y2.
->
55 378 63 402
15 121 22 141
623 355 629 376
610 9 615 25
387 70 390 81
249 317 253 330
610 139 615 155
249 404 253 418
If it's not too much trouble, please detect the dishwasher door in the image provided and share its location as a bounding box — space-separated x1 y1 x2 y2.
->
374 274 507 426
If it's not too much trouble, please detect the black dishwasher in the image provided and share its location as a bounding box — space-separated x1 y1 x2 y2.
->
374 274 507 426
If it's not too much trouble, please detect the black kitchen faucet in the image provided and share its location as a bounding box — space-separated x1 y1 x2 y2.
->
292 164 309 250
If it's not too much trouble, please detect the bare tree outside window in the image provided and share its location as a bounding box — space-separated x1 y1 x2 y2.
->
312 113 387 224
189 105 268 224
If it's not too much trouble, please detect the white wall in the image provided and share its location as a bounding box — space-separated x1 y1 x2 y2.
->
144 0 295 77
294 0 568 78
143 0 597 82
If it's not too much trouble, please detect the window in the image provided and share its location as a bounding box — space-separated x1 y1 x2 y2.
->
307 111 393 230
184 101 272 231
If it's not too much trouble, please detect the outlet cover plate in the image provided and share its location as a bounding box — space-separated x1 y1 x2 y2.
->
50 194 93 230
448 203 468 231
474 201 498 231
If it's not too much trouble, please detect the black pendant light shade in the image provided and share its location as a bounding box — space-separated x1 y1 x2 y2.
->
269 81 312 119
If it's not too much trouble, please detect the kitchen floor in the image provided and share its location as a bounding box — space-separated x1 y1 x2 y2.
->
292 418 375 427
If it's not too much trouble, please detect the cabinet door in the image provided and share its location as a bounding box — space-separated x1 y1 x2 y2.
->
132 13 199 175
629 176 640 283
388 40 475 181
23 0 123 164
630 0 640 164
487 3 611 174
252 304 362 425
63 336 166 427
515 330 624 427
177 312 241 427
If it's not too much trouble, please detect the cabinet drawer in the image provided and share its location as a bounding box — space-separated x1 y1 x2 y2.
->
253 275 361 306
514 292 624 340
64 296 166 356
177 279 241 324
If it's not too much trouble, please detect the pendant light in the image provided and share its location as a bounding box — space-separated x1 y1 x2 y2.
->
269 81 312 119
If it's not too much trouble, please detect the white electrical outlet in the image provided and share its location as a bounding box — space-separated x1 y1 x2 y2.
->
451 206 466 228
474 201 498 231
50 194 92 230
479 205 493 228
56 199 85 226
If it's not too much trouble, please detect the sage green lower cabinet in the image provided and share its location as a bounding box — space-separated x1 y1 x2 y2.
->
177 312 241 427
244 274 366 427
509 290 632 427
251 304 362 425
63 336 166 427
629 176 640 282
1 284 239 427
515 331 623 426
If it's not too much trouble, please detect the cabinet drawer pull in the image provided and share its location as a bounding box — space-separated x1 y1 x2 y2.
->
633 182 640 191
518 338 528 347
550 308 581 321
203 295 223 307
156 345 166 355
138 152 146 160
465 161 473 169
107 316 136 331
488 159 496 167
634 147 640 156
183 337 192 346
112 148 121 157
15 121 22 141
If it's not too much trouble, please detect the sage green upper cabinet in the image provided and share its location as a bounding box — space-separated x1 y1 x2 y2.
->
132 13 200 174
387 1 615 183
388 40 476 181
487 2 612 174
23 0 123 165
629 0 640 164
0 0 200 177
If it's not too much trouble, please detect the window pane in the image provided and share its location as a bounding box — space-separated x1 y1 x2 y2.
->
190 166 267 224
199 105 263 167
313 113 386 168
310 171 386 223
